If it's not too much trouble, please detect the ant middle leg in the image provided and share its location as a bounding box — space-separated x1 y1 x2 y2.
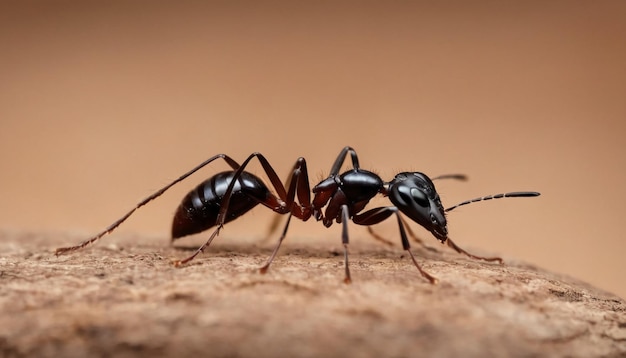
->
259 158 312 274
340 204 352 284
259 213 292 274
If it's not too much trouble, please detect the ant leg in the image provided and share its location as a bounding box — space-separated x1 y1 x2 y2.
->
56 154 242 255
216 154 310 225
267 215 282 233
398 216 440 254
382 212 500 263
355 207 428 247
353 207 437 284
398 216 426 246
285 157 312 209
395 213 438 284
265 156 313 240
366 226 394 246
445 237 503 264
356 207 397 246
329 146 361 175
173 225 223 267
355 207 501 266
259 213 292 274
258 157 311 273
367 216 439 252
340 204 352 284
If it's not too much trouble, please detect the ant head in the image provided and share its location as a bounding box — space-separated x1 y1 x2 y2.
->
387 172 448 242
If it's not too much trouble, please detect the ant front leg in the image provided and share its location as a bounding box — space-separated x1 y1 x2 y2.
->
353 207 438 284
362 214 503 265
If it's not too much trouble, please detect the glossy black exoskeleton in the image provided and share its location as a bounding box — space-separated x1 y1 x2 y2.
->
56 147 540 284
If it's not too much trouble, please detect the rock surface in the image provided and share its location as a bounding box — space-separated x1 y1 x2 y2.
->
1 231 625 357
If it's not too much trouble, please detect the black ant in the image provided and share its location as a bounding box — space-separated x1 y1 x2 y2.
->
56 146 540 284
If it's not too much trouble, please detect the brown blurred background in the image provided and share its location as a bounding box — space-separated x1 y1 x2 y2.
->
1 1 624 298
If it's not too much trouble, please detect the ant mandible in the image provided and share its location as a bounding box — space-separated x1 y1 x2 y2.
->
56 146 540 284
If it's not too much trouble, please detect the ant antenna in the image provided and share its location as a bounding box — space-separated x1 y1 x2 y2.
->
431 174 468 181
445 192 540 212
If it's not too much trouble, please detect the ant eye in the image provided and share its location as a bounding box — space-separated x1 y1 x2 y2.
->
410 188 429 207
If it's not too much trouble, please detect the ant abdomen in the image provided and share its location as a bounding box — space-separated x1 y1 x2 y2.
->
171 171 270 240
